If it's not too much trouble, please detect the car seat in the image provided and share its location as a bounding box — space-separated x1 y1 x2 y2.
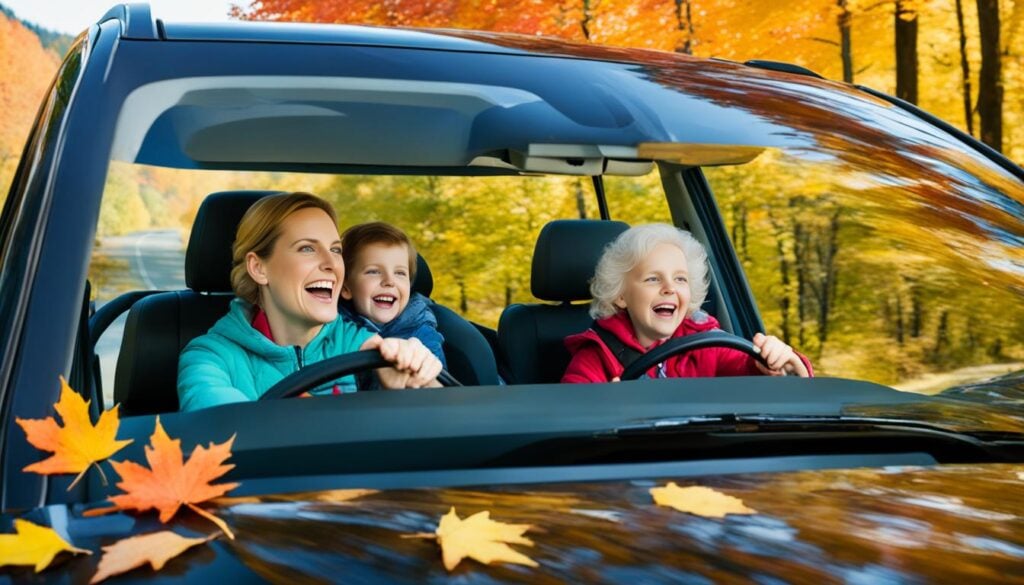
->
408 256 500 386
114 191 278 415
497 219 629 384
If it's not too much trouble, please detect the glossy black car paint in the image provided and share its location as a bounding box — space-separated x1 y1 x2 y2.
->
1 6 1023 582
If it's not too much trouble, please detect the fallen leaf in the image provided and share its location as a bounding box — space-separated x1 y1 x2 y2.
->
103 417 239 538
650 483 756 518
90 531 215 583
0 519 91 572
413 507 538 571
16 377 131 488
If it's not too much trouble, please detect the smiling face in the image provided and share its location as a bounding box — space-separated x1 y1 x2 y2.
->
246 207 343 345
614 243 692 348
341 242 412 325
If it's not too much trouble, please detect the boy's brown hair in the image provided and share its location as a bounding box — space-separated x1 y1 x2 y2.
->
341 222 417 282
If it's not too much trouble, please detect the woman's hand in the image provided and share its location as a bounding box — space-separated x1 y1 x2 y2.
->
752 333 810 378
362 335 442 388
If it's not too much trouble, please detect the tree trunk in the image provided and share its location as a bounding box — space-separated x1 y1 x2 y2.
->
459 280 468 314
674 0 695 54
837 0 854 83
793 220 809 349
575 179 587 219
768 211 792 344
955 0 975 135
976 0 1002 151
909 284 923 337
581 0 593 41
895 0 919 104
815 209 841 346
932 310 950 360
730 201 749 262
894 295 905 344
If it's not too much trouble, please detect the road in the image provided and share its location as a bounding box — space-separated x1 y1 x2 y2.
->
93 229 186 405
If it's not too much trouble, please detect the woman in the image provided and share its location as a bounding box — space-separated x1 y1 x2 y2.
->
178 192 442 411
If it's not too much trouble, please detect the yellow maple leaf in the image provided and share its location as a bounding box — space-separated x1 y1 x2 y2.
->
650 483 757 518
430 507 538 571
90 531 215 584
15 377 132 488
0 519 91 572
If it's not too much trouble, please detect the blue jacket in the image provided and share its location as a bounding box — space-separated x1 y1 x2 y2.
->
338 292 446 366
178 299 374 411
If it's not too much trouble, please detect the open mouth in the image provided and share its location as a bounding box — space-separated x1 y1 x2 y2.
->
305 280 334 302
373 294 397 310
652 303 677 317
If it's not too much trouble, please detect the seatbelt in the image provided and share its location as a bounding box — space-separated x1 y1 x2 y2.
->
592 325 645 372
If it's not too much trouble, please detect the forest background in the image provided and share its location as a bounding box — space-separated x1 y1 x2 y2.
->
0 0 1022 388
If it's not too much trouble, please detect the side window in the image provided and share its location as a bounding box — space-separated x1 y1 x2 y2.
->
704 149 1024 392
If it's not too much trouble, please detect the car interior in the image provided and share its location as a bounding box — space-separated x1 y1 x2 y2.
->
87 165 740 416
82 60 759 417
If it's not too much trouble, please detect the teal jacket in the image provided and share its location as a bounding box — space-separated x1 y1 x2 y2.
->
177 299 375 411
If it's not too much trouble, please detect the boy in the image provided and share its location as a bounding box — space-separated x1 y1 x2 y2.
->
339 222 447 373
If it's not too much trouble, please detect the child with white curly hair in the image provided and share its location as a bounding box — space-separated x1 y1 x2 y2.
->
563 223 812 383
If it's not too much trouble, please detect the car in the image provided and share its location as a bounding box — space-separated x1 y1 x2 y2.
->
2 3 1024 583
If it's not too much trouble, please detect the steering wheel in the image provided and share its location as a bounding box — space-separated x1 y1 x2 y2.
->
619 331 771 381
260 349 461 400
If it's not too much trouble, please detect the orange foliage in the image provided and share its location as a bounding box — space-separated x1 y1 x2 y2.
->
0 14 60 164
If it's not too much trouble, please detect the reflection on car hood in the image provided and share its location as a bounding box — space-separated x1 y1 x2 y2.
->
847 369 1024 435
12 464 1024 583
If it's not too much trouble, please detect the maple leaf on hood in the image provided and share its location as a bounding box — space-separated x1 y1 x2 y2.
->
0 519 91 572
419 507 538 571
89 531 216 583
102 417 239 537
16 377 131 483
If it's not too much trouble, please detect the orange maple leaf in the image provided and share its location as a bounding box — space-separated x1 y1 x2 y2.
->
90 531 216 584
101 417 239 538
15 377 131 488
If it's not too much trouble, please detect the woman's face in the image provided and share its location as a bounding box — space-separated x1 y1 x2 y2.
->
247 207 344 335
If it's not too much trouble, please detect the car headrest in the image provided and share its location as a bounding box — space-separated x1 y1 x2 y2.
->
413 254 433 297
531 219 629 302
185 190 281 292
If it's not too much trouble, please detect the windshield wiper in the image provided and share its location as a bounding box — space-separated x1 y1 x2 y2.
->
597 414 1024 462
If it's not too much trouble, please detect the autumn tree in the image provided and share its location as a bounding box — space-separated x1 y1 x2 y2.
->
0 13 61 200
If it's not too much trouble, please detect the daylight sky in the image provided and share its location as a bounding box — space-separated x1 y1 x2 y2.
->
3 0 237 35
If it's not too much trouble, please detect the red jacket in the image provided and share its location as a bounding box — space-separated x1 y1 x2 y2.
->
562 311 813 383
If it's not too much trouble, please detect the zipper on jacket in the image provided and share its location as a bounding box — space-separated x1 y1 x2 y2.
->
294 345 303 369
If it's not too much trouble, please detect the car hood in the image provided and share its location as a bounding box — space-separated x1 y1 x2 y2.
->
11 463 1024 583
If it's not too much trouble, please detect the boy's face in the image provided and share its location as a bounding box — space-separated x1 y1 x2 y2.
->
614 243 691 348
341 242 412 325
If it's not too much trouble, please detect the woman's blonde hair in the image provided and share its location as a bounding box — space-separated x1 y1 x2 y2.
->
230 192 338 305
589 223 710 319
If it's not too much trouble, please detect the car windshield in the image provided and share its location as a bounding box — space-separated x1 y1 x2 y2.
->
87 53 1024 410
